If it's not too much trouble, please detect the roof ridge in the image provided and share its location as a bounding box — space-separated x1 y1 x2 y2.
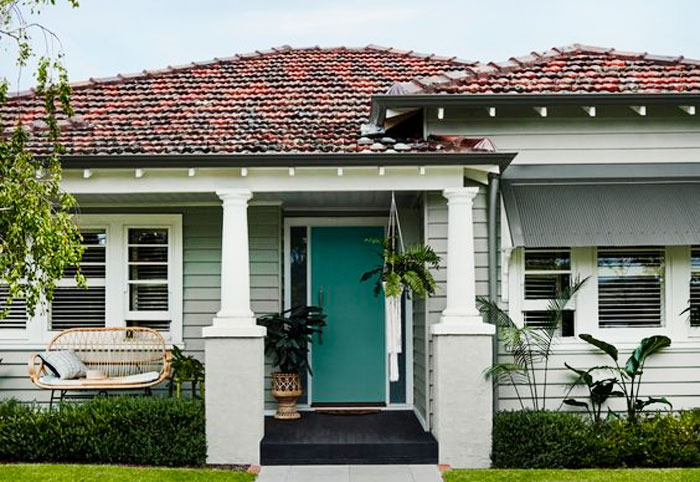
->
394 43 700 94
7 44 473 100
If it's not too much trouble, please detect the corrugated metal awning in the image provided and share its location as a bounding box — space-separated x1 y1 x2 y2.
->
501 163 700 247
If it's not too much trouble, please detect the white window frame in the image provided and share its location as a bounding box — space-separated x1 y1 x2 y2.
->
521 248 574 321
124 223 174 326
508 245 695 349
0 214 183 348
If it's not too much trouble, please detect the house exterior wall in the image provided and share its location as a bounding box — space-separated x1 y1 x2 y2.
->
0 204 282 405
427 112 700 412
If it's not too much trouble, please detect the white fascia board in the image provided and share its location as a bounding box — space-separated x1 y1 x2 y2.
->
61 166 466 194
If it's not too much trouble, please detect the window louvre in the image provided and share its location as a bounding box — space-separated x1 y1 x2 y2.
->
127 228 171 330
51 229 107 330
51 287 106 330
598 247 664 328
691 248 700 327
0 287 27 329
522 249 575 336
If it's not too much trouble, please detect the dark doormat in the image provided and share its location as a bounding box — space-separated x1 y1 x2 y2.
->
315 409 381 416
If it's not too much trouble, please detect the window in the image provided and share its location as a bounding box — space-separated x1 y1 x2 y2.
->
523 249 574 336
691 248 700 327
597 247 664 328
126 228 171 330
0 286 27 330
0 215 182 346
51 229 107 330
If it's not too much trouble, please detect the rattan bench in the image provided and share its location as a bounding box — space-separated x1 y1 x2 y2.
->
29 327 171 406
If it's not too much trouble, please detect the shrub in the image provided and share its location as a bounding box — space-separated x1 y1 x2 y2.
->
0 397 206 466
493 410 700 469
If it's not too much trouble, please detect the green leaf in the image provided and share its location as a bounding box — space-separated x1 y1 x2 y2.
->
562 399 589 409
579 334 618 361
564 362 593 386
624 335 671 375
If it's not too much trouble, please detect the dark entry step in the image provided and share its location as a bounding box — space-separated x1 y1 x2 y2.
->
260 410 438 465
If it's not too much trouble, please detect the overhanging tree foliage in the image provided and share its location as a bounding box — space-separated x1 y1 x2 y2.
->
1 0 83 319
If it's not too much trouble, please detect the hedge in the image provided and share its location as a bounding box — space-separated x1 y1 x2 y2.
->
0 397 206 466
493 410 700 469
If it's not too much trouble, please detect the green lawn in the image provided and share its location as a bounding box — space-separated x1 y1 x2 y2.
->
444 469 700 482
0 464 256 482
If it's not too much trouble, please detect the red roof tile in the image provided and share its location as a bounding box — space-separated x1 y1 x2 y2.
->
393 44 700 95
1 46 472 156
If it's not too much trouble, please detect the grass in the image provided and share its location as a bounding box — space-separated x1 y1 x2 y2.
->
0 464 256 482
444 469 700 482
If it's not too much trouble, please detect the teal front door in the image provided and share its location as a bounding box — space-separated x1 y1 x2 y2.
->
310 226 385 404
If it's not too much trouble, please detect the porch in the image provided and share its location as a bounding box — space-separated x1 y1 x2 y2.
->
62 158 504 468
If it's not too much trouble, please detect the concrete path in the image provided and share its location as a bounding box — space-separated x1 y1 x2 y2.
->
257 464 442 482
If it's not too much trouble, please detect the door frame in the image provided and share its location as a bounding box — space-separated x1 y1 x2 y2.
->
283 216 414 409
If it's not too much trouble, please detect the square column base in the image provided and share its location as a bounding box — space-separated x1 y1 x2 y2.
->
431 324 494 468
204 330 265 464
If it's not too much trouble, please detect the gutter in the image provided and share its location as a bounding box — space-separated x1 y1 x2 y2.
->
60 152 517 171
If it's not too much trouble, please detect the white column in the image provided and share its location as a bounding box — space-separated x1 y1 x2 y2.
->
204 189 264 336
203 189 266 465
438 187 484 326
431 186 494 468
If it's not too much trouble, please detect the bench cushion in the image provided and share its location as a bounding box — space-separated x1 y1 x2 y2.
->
40 350 88 379
39 371 161 387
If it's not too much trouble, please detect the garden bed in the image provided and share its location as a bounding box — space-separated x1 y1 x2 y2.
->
493 410 700 469
0 397 206 467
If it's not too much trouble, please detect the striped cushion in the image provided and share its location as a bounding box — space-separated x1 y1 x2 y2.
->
40 350 87 380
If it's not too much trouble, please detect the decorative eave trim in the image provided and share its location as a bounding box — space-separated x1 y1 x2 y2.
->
368 92 700 126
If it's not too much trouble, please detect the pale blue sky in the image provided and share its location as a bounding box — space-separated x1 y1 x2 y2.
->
2 0 697 91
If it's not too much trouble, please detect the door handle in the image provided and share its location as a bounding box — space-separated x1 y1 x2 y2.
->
319 286 324 307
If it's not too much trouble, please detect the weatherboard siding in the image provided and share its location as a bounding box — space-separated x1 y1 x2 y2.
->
0 205 282 405
425 114 700 412
427 113 700 166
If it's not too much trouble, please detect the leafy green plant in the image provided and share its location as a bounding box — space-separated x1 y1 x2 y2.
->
257 305 326 374
577 334 672 421
477 277 586 411
562 363 622 422
492 409 700 469
361 236 441 298
1 1 85 321
0 397 206 466
169 346 205 400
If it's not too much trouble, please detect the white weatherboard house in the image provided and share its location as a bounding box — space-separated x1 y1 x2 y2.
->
2 44 700 468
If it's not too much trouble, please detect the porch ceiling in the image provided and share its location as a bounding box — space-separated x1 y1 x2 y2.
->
74 192 219 205
74 190 422 209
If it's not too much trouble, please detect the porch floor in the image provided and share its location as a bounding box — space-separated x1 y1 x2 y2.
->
260 410 438 465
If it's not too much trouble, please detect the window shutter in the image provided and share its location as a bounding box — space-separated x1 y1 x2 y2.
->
51 287 106 330
597 248 664 328
0 287 27 329
51 229 107 330
691 248 700 327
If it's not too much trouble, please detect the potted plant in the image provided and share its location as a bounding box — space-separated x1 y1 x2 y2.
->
362 235 440 382
168 345 205 400
361 236 441 299
257 305 326 420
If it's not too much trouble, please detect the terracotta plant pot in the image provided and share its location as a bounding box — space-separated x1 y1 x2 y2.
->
271 372 303 420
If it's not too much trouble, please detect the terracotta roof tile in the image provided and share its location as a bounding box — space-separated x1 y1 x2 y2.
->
1 46 473 156
398 44 700 95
